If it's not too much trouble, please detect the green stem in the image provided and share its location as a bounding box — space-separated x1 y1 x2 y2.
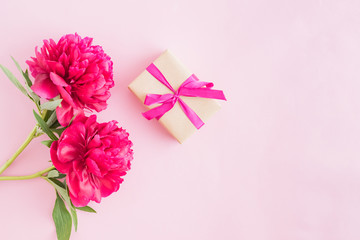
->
0 126 38 175
0 166 55 181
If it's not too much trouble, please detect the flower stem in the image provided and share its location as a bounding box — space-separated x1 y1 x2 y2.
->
0 166 55 181
0 126 38 175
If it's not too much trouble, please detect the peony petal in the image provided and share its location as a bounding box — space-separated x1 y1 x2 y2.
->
47 61 65 77
87 148 111 177
85 63 99 74
87 134 101 149
50 141 72 173
56 101 73 127
59 52 69 70
56 85 76 107
56 101 83 126
67 168 99 207
86 157 102 177
31 73 59 99
99 172 122 198
50 72 68 87
67 171 91 207
88 102 108 112
34 47 50 71
58 141 83 163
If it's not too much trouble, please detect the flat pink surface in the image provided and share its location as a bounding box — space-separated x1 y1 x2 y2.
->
0 0 359 239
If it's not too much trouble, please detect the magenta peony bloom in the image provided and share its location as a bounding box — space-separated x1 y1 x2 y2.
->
27 33 114 126
50 114 133 207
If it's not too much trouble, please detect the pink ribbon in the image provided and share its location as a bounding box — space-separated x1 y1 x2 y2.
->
142 63 226 129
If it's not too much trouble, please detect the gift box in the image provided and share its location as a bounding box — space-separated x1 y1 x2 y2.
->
128 50 226 143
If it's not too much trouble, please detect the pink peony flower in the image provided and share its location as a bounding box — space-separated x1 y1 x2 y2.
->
50 114 133 207
27 33 114 126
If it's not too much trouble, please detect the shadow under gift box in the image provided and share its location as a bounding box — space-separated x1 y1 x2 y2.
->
128 50 222 143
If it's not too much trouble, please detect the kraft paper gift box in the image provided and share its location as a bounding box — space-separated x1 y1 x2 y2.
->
128 50 226 143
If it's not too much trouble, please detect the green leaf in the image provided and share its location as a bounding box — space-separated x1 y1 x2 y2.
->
11 57 23 76
43 108 54 122
24 84 38 101
47 178 78 231
64 183 78 231
33 110 58 141
76 206 97 213
0 64 29 97
8 59 39 109
41 99 62 111
46 111 58 127
50 178 65 188
47 169 60 178
23 69 33 87
56 174 66 179
51 127 66 137
21 69 39 104
70 206 78 232
11 57 33 87
52 193 72 240
48 173 66 179
2 59 35 103
41 140 54 148
47 178 70 205
18 67 39 107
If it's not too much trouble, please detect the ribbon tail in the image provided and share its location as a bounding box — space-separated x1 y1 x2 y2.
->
142 102 175 120
179 87 227 100
178 99 204 129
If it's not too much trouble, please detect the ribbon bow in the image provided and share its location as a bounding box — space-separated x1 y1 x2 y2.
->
142 63 226 129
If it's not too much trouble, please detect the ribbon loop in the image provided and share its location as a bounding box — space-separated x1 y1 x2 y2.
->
142 63 226 129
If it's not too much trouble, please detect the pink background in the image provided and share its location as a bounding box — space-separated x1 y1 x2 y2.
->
1 0 360 239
